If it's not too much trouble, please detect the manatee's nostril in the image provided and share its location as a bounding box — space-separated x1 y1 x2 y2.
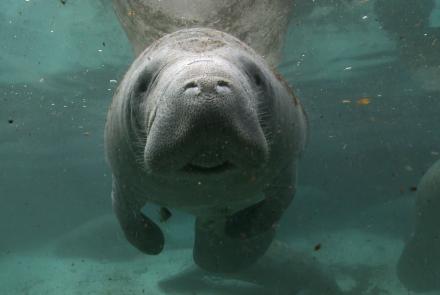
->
217 80 229 87
215 80 232 94
184 81 199 90
184 78 231 95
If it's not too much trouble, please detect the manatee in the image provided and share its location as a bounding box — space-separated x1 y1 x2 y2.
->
397 159 440 292
112 0 293 66
105 27 307 273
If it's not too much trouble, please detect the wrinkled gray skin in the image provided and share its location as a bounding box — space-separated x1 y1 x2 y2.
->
397 159 440 292
105 28 307 273
112 0 293 66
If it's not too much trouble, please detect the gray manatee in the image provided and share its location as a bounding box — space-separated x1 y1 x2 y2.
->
104 28 308 273
112 0 293 66
397 159 440 292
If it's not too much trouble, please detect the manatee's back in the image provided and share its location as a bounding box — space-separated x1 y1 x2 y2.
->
112 0 292 66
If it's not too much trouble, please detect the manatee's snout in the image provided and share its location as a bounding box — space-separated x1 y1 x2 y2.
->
182 76 233 97
143 58 269 175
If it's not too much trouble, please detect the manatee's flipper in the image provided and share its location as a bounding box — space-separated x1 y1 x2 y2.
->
112 180 164 255
194 216 276 273
226 164 297 239
194 164 297 273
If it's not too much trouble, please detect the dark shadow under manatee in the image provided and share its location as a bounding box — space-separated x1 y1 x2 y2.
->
159 240 343 295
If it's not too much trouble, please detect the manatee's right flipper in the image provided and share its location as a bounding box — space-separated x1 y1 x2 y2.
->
225 164 297 239
193 216 275 273
193 164 297 273
112 180 164 255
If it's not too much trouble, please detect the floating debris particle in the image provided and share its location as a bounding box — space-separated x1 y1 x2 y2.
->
159 207 172 223
248 175 257 183
314 243 322 251
341 99 352 104
409 186 418 192
344 66 352 71
357 98 371 105
60 0 66 5
102 42 106 47
109 79 118 84
8 119 13 124
362 15 368 20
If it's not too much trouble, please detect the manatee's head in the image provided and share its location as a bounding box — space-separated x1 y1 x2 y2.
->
145 56 269 174
118 29 278 195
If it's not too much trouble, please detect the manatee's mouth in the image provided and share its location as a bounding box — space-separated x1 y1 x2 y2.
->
183 161 234 174
181 150 236 175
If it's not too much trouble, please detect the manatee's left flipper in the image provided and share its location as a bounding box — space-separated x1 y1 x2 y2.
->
193 216 276 273
225 164 297 239
112 180 165 255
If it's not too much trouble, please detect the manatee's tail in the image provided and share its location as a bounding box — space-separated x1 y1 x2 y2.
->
193 216 275 273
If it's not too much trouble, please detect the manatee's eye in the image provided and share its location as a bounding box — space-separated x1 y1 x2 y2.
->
137 80 150 93
136 72 153 93
239 56 266 89
254 73 262 87
134 64 159 95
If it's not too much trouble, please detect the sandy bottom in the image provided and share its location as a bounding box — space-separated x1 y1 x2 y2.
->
1 225 439 295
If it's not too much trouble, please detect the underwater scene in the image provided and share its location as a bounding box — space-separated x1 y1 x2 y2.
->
1 0 440 294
